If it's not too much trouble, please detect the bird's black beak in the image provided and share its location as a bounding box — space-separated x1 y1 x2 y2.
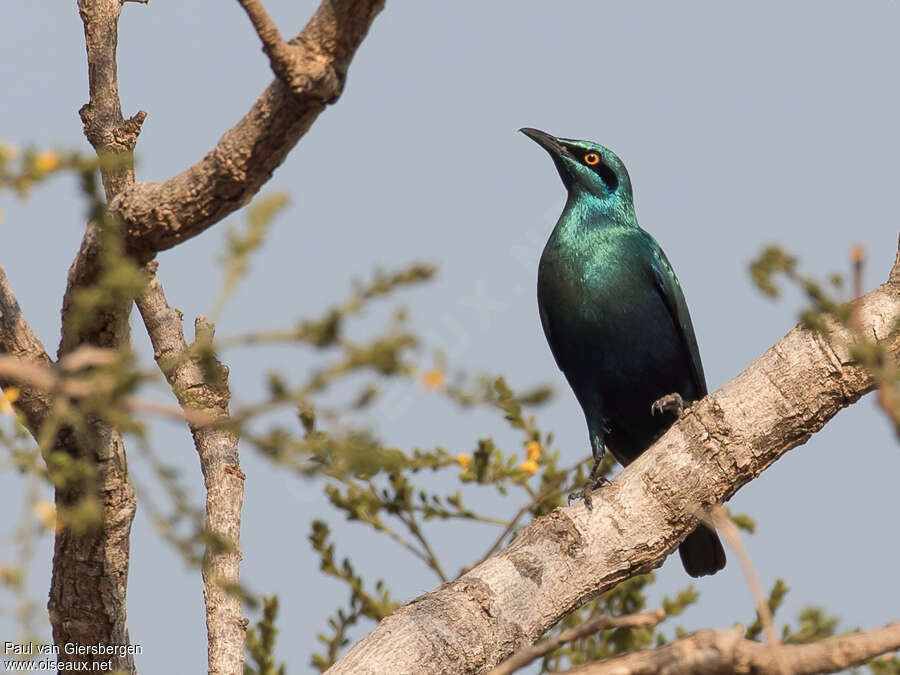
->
519 127 569 158
520 127 574 187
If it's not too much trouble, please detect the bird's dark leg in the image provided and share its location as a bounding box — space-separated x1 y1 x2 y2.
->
568 434 610 509
651 392 684 417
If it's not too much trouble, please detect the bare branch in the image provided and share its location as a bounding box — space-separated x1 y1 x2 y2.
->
237 0 290 70
0 264 53 435
110 0 385 255
559 622 900 675
489 610 665 675
76 0 145 200
135 262 246 675
327 256 900 674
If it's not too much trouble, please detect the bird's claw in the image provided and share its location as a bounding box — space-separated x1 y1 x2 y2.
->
651 392 685 417
567 474 610 510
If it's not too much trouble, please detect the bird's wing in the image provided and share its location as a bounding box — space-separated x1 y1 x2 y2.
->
538 296 566 372
643 234 708 398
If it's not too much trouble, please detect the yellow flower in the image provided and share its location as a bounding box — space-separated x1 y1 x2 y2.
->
34 500 56 532
456 453 471 471
525 440 541 461
0 387 20 415
422 369 445 390
520 459 539 475
0 143 17 161
34 151 60 173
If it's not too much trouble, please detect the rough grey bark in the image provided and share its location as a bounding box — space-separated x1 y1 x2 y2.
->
135 263 246 675
559 622 900 675
327 248 900 674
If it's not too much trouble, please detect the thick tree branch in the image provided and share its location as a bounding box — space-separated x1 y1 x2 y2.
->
0 264 53 435
559 622 900 675
44 2 145 672
62 0 147 356
109 0 385 255
135 262 246 675
327 254 900 674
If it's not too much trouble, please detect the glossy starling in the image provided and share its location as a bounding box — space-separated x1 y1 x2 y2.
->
522 127 726 577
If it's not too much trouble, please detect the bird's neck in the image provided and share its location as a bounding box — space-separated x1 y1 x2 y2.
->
557 188 636 236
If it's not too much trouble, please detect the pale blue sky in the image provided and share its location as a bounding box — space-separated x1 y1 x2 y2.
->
2 2 899 672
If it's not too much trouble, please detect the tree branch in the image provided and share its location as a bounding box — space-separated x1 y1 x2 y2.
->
0 264 52 436
489 610 665 675
76 0 146 200
327 253 900 674
109 0 385 256
135 262 246 675
559 623 900 675
43 2 145 671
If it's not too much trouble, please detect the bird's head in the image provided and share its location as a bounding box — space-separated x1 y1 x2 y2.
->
520 128 633 205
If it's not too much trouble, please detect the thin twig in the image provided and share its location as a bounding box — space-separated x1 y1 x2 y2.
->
704 505 788 675
0 354 215 427
402 510 448 583
489 609 666 675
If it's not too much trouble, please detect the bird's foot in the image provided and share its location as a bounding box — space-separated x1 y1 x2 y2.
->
651 392 685 417
567 474 610 510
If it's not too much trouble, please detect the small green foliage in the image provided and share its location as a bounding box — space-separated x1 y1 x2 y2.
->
662 585 699 618
868 654 900 674
213 193 289 321
782 605 839 644
309 521 398 619
749 245 797 297
724 507 756 534
245 596 286 675
750 244 900 431
746 578 789 640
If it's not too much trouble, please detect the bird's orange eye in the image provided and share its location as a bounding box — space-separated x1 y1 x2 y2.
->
584 153 600 165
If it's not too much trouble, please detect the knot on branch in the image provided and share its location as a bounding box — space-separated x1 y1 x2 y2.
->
79 106 147 153
272 42 343 104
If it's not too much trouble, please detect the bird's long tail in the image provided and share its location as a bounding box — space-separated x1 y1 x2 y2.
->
678 524 726 577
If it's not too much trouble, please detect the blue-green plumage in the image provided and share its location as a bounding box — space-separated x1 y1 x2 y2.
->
522 128 725 577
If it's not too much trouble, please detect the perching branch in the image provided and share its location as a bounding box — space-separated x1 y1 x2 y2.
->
558 622 900 675
327 248 900 674
109 0 385 256
135 262 246 675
